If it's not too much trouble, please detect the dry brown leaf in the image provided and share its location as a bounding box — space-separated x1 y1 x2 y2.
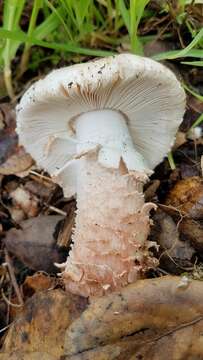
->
22 273 55 296
2 289 87 358
144 179 160 202
0 352 57 360
0 147 33 176
144 40 174 58
201 155 203 176
0 111 4 130
0 103 18 165
187 95 203 114
9 273 55 321
66 318 203 360
2 277 203 359
165 177 203 219
163 175 203 259
4 215 66 272
179 217 203 253
65 341 140 360
180 161 200 179
128 319 203 360
0 103 33 176
24 180 55 201
151 209 194 272
64 276 203 359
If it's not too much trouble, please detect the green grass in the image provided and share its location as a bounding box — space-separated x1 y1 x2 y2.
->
183 83 203 102
189 113 203 130
0 0 203 99
168 151 176 170
152 28 203 61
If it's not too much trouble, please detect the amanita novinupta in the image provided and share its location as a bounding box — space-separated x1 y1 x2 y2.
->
16 54 185 297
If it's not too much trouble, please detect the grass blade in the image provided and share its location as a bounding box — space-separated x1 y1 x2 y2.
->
18 0 43 77
183 83 203 101
168 151 176 170
153 28 203 61
189 113 203 130
0 28 115 57
181 60 203 66
118 0 130 32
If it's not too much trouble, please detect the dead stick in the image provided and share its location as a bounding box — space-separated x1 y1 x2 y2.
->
4 249 24 306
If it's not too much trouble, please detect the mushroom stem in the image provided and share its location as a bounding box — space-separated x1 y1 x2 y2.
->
61 110 158 297
75 109 150 173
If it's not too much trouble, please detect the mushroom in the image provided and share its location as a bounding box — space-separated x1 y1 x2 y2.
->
16 54 185 297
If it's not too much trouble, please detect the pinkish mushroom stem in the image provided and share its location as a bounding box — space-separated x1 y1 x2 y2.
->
59 110 158 297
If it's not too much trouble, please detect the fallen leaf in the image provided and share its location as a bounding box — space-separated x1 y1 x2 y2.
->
4 215 67 272
0 103 18 165
24 180 55 201
179 162 200 178
2 289 87 358
0 352 57 360
165 177 203 219
66 318 203 360
0 147 33 176
0 110 4 130
2 277 203 359
179 217 203 254
127 318 203 360
9 274 55 322
0 103 33 175
64 276 203 358
151 209 194 273
144 40 174 58
22 273 55 297
188 95 203 114
144 179 160 202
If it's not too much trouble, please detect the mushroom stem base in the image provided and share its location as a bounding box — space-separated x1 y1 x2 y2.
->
61 155 158 298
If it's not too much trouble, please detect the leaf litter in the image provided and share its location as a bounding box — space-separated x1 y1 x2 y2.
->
0 6 203 358
0 87 203 360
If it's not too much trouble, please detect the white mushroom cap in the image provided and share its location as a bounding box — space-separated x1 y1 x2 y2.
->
16 54 185 196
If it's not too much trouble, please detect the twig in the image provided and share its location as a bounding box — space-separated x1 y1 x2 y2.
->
147 316 203 345
4 249 24 306
45 204 67 216
156 267 170 275
6 286 11 325
0 323 11 334
1 288 23 308
29 170 54 184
